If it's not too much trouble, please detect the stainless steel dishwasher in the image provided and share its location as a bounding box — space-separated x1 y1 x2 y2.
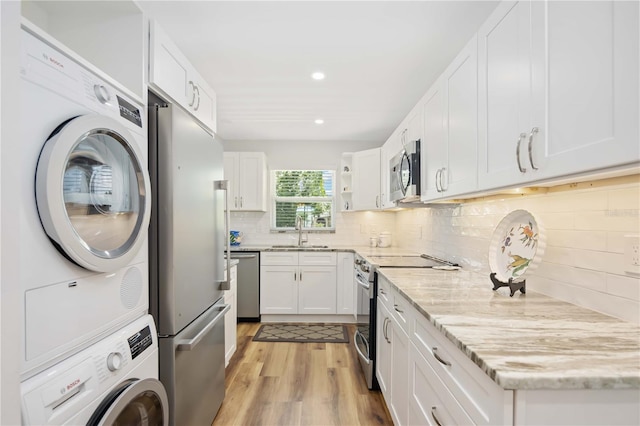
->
230 251 260 321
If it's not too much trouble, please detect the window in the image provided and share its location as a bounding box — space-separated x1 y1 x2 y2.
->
271 170 335 231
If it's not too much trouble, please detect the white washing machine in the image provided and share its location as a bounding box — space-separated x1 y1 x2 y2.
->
19 24 152 378
21 315 168 426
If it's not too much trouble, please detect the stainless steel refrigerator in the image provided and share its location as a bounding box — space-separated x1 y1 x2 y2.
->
148 91 230 425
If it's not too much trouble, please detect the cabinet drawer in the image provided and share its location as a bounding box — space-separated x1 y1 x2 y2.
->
412 313 512 425
409 342 474 426
299 251 337 266
261 251 299 266
377 274 393 310
391 290 410 334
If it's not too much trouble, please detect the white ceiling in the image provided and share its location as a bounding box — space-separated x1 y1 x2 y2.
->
140 1 499 143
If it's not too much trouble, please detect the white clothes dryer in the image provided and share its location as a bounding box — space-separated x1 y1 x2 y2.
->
21 315 168 426
19 25 151 378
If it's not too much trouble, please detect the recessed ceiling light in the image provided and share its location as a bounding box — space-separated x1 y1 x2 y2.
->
315 119 324 125
311 72 325 80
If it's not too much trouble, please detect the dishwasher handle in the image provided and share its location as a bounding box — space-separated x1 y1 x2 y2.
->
176 304 230 351
231 254 257 259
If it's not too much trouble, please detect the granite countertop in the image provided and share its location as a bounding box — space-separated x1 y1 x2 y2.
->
377 267 640 390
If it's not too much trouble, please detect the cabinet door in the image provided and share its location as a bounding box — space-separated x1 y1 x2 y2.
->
149 21 189 107
530 0 639 179
376 301 392 398
260 266 297 314
192 79 217 134
477 0 534 190
408 343 474 426
237 152 267 211
336 253 354 315
298 266 337 314
223 153 240 210
390 319 409 426
421 77 447 201
380 133 402 209
352 148 381 210
442 35 478 198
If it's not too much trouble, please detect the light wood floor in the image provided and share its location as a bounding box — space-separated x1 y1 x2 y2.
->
212 323 393 426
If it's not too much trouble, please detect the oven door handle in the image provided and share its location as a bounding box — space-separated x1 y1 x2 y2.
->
355 274 370 290
354 330 370 364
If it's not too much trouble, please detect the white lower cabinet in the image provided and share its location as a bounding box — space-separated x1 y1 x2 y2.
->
260 252 337 315
376 279 409 426
224 264 237 367
336 252 355 315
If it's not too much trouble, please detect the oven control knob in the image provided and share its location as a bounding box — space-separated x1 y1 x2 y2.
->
355 259 362 265
106 352 124 372
93 84 111 104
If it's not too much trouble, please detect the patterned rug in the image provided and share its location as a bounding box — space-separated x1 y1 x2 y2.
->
253 323 349 343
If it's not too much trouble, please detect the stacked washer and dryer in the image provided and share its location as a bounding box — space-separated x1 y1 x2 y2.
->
18 24 168 424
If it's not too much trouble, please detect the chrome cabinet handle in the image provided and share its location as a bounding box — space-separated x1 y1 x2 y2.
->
188 80 196 106
376 195 380 208
516 133 527 173
383 317 391 343
528 127 539 170
432 347 451 366
194 85 201 111
294 271 297 281
435 169 441 192
300 271 303 281
234 196 238 208
240 196 243 208
430 407 443 426
440 167 448 192
393 304 404 314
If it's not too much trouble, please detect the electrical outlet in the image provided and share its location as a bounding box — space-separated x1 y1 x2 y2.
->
624 235 640 275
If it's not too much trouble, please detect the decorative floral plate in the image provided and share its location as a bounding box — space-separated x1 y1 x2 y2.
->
488 210 546 283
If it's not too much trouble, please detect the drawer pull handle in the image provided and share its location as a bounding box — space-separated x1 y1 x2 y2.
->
380 289 386 295
528 127 539 170
431 406 443 426
516 132 527 173
432 347 451 366
393 304 404 314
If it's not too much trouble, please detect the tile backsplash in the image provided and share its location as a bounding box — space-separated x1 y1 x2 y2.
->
395 179 640 324
231 178 639 323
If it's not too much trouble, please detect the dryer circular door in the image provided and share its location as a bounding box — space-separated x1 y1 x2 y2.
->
87 378 169 426
36 114 151 272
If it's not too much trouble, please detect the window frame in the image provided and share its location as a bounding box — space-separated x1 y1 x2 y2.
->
270 169 336 232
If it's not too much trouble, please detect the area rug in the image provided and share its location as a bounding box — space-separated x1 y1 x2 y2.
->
253 323 349 343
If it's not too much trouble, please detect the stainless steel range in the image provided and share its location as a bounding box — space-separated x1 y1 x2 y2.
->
353 253 457 390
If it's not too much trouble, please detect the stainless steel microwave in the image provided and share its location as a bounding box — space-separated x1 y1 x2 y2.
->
389 139 421 203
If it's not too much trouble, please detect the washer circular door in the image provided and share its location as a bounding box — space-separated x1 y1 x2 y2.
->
399 150 411 195
36 114 151 272
87 378 169 426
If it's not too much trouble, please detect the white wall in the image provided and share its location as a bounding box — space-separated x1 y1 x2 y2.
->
395 179 640 324
223 139 394 246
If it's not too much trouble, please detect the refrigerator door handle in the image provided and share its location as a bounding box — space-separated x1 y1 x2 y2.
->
215 179 231 290
176 304 230 351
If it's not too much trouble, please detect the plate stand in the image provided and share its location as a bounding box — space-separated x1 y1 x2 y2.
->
490 273 526 297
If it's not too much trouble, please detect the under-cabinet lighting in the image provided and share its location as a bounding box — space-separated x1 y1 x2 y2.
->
311 72 325 80
315 119 324 124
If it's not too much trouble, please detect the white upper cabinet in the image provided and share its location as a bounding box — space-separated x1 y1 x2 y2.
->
421 77 447 201
422 36 478 201
477 1 533 190
352 147 382 210
223 152 267 212
529 0 639 179
149 21 217 133
478 0 639 191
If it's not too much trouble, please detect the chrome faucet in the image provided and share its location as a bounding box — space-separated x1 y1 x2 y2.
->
295 216 308 247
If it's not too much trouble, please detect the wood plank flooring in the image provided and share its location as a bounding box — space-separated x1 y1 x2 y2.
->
212 323 393 426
